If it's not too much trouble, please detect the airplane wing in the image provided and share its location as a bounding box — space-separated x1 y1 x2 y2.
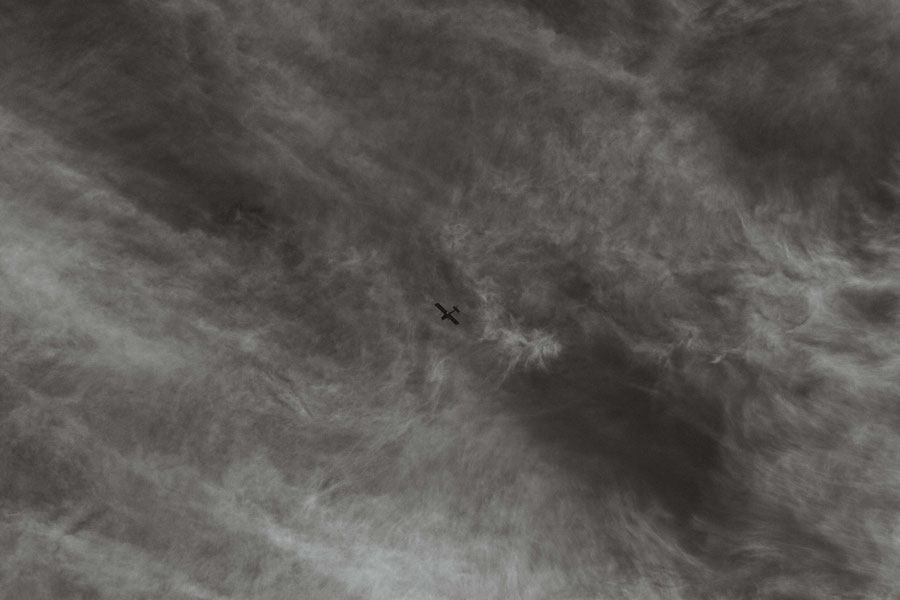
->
447 315 459 325
434 303 447 314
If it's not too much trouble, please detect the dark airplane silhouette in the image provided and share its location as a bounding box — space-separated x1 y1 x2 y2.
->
434 303 460 325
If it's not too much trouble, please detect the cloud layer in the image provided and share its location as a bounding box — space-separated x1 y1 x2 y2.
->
1 1 899 598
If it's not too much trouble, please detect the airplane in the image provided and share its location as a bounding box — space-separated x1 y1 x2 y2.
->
434 303 460 325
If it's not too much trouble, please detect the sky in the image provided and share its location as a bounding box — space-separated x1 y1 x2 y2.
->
1 1 900 599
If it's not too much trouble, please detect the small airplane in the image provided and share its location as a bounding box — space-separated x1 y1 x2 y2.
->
434 303 460 325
